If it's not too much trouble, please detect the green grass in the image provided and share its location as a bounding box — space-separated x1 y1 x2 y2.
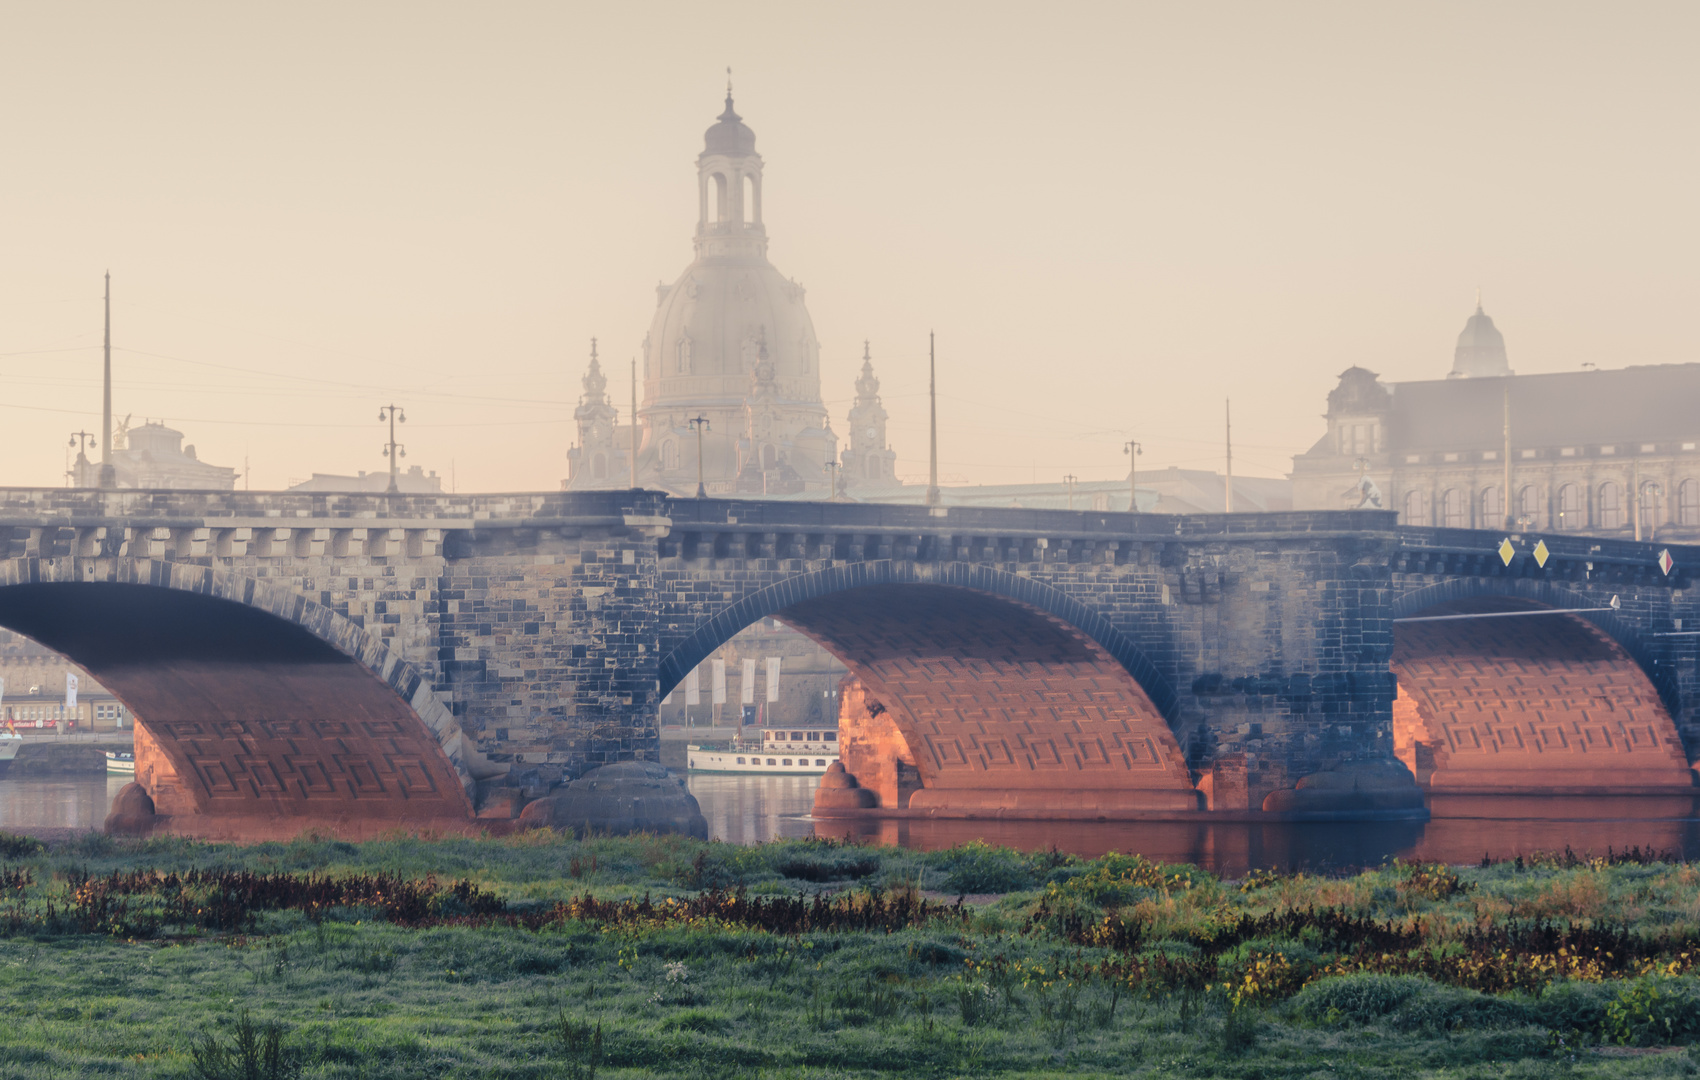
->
0 832 1699 1077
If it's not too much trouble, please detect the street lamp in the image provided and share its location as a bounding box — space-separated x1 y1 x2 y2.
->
688 416 710 498
1063 474 1078 511
378 405 407 493
1122 440 1142 512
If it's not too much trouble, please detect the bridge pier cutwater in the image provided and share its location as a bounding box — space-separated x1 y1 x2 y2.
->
0 488 1692 838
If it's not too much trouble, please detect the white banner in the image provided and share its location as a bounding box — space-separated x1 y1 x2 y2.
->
711 659 726 705
741 659 756 705
685 666 700 706
65 674 78 709
766 656 781 703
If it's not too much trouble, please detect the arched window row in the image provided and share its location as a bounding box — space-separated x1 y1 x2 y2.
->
1400 480 1700 531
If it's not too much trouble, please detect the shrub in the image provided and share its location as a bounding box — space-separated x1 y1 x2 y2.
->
933 842 1036 894
189 1010 293 1080
1293 974 1432 1024
770 847 881 883
1603 977 1700 1046
1388 984 1536 1033
0 832 42 860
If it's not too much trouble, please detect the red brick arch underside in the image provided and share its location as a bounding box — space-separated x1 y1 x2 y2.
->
659 564 1198 813
0 559 475 838
1391 583 1695 796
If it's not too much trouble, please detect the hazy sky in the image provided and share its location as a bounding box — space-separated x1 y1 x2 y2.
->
3 2 1696 492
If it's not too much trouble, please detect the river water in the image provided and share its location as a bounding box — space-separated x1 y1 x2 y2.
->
6 774 1699 875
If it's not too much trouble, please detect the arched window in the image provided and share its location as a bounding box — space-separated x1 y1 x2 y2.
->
675 337 691 374
1557 483 1583 529
711 173 728 223
1402 489 1427 525
1680 480 1700 526
760 444 777 470
1441 488 1466 528
865 452 881 480
590 453 607 481
744 174 758 224
1518 485 1541 527
661 441 679 471
1481 486 1502 527
1598 482 1625 529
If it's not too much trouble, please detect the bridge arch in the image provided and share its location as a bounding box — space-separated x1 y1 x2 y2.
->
659 560 1178 716
659 561 1198 813
1389 577 1695 796
0 557 478 837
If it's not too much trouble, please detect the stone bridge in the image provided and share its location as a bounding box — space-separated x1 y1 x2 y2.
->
0 488 1693 836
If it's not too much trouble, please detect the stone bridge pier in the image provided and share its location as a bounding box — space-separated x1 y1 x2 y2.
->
0 488 1691 838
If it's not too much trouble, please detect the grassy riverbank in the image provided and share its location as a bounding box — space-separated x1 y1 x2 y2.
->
2 830 1700 1077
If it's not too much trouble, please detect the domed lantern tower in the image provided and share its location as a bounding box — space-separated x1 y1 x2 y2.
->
599 88 835 497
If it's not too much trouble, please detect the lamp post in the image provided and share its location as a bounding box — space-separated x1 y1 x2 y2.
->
688 416 710 498
1122 440 1142 512
1063 474 1078 511
67 431 95 487
378 404 406 492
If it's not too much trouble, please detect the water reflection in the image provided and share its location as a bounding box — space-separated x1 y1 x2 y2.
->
0 776 130 833
5 774 1700 876
687 773 820 844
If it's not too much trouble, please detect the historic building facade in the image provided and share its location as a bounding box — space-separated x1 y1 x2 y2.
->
71 421 236 490
1293 304 1700 541
566 92 900 499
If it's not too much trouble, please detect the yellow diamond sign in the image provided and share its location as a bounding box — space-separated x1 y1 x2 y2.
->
1533 539 1550 568
1497 537 1515 566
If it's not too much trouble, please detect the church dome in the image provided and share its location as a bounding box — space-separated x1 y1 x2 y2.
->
1449 303 1511 378
644 255 821 409
703 95 756 158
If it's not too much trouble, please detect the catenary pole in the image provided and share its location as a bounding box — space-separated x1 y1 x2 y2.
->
925 332 939 507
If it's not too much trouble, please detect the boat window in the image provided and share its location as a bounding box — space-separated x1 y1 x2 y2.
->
823 732 837 741
767 759 776 766
736 757 745 765
805 732 818 742
815 759 826 767
782 759 793 766
791 731 803 741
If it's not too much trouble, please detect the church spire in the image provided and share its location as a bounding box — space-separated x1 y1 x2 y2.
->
581 337 608 404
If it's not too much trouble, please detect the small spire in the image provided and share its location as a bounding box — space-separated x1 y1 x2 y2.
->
1475 286 1483 313
590 336 598 362
862 339 870 362
726 66 732 95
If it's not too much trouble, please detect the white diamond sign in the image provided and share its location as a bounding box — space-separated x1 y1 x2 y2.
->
1658 549 1675 576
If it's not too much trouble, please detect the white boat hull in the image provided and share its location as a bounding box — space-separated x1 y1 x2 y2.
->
687 746 837 775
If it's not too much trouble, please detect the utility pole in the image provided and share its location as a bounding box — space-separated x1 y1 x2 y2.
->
99 272 115 489
925 331 940 507
1224 398 1233 512
1063 474 1078 511
689 415 710 498
630 357 639 489
378 404 407 492
1502 383 1513 530
1122 440 1142 512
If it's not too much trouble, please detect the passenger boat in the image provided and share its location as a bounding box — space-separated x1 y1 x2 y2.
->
0 734 21 779
688 727 839 774
105 751 135 774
